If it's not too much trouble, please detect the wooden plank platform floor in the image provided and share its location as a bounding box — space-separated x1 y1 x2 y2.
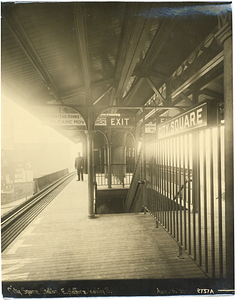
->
1 176 208 281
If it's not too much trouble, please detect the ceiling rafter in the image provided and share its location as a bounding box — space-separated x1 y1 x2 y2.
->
42 104 187 111
146 70 168 82
114 4 139 82
135 51 224 122
180 92 194 106
61 79 117 100
73 3 91 102
199 89 223 100
122 18 176 106
171 51 224 100
93 87 113 105
134 28 223 124
171 27 220 82
136 95 192 124
114 2 154 103
108 88 117 106
141 17 178 72
92 79 117 90
146 77 166 104
2 6 63 104
122 77 145 105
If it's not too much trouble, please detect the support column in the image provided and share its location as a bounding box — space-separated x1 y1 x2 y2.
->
107 128 112 188
193 90 199 104
142 110 146 180
215 13 233 281
142 109 147 207
86 108 96 219
82 138 87 174
87 130 95 218
166 80 172 105
135 122 141 162
122 132 128 187
103 146 107 176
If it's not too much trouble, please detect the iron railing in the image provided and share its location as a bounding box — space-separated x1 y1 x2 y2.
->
95 163 134 187
125 125 225 279
33 168 69 194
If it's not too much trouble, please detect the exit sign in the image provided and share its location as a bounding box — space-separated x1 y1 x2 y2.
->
107 117 134 127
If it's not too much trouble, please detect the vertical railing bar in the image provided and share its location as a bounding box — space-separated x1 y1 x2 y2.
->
173 138 176 238
170 138 173 235
162 140 165 227
173 137 176 238
159 140 162 224
204 130 208 273
165 139 168 231
183 134 187 250
157 141 160 221
217 126 223 278
164 140 166 227
176 137 179 241
179 135 182 245
210 128 215 278
198 132 202 266
157 140 159 222
188 134 191 255
154 142 156 190
192 132 197 261
161 140 163 224
164 140 167 228
166 139 169 231
155 140 158 221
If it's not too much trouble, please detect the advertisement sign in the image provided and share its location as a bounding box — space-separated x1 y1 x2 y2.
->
145 122 156 133
42 114 85 126
42 113 121 127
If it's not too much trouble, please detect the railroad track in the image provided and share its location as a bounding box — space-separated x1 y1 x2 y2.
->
1 172 75 252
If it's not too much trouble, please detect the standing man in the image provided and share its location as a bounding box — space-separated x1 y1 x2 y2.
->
75 152 84 181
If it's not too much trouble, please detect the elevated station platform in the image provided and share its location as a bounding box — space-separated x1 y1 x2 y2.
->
2 175 207 284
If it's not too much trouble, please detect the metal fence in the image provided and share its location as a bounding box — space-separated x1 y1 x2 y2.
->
95 163 134 187
145 126 225 278
33 168 69 194
125 125 225 279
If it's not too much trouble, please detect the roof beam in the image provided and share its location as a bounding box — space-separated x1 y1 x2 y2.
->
114 3 154 102
2 7 63 104
122 77 145 105
180 92 194 106
108 88 117 106
42 104 187 111
171 51 224 100
93 87 113 105
61 78 117 100
73 3 91 102
141 17 177 71
146 69 168 82
199 88 223 100
146 77 166 104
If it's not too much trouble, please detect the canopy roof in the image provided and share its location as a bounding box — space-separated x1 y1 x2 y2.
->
1 2 228 143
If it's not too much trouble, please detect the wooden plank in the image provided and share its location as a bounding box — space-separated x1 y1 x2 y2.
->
2 177 206 281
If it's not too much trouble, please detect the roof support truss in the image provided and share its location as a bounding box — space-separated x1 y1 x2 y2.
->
171 51 224 100
114 3 154 102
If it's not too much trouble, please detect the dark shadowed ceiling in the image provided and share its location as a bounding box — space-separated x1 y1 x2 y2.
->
1 2 229 143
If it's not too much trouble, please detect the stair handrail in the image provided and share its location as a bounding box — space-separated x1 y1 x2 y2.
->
124 149 142 212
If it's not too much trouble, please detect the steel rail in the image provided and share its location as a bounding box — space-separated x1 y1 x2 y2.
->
1 172 75 252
